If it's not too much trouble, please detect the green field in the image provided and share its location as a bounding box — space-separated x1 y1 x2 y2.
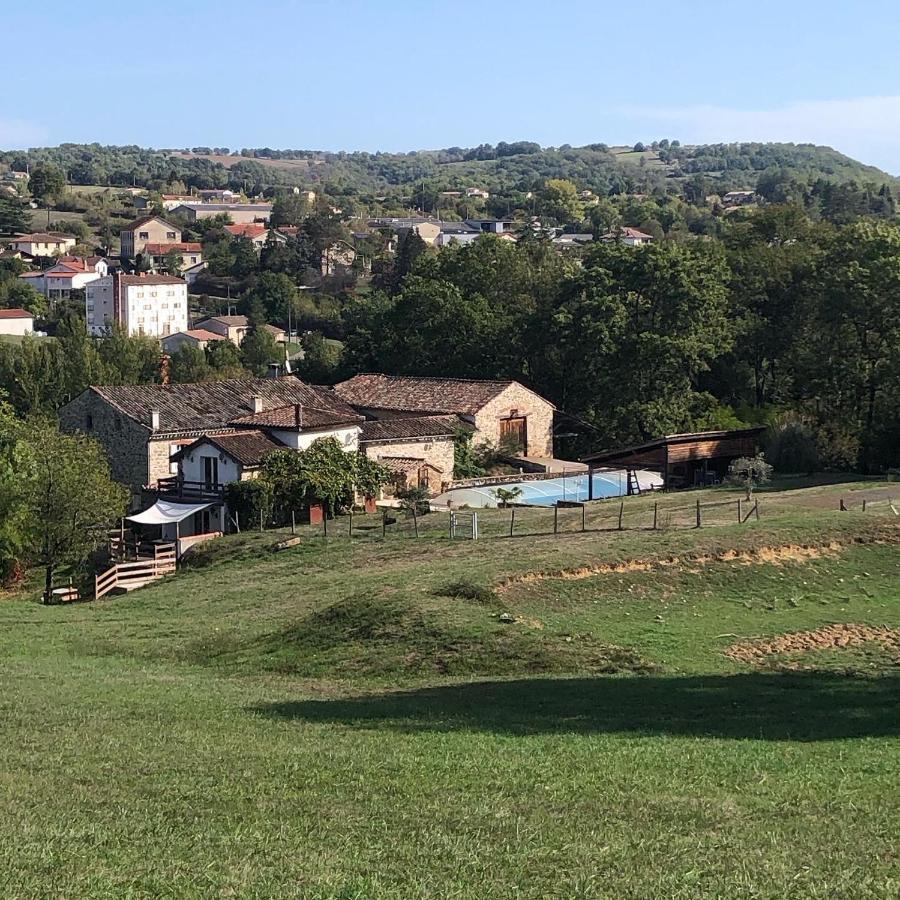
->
0 481 898 898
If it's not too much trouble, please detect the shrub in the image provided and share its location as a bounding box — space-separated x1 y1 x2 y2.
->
439 579 497 605
224 479 274 530
727 454 774 499
764 418 819 473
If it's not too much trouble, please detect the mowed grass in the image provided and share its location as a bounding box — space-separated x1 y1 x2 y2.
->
0 482 898 898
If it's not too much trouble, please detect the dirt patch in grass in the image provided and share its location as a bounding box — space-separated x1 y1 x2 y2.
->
497 536 893 592
725 624 900 673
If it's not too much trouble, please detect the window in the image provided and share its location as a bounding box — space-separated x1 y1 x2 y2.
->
85 414 93 431
166 232 176 240
151 291 157 298
139 231 149 239
169 443 181 475
144 304 151 310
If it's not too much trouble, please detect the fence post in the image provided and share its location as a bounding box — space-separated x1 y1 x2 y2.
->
754 499 759 520
349 507 353 537
259 509 263 532
737 498 742 523
554 506 559 535
323 513 328 538
382 509 387 538
653 502 658 530
618 501 624 531
696 498 701 528
412 505 419 538
449 513 454 539
840 497 847 511
509 507 515 537
581 504 586 532
291 510 296 535
862 498 867 512
472 512 478 541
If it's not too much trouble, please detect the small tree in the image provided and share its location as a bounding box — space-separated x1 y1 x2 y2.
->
492 486 523 508
21 423 128 600
727 454 774 500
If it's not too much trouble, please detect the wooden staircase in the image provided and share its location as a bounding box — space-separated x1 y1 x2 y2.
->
94 543 176 600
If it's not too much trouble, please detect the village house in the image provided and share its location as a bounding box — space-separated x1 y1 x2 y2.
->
160 328 228 354
465 217 517 234
10 233 77 258
120 216 181 260
552 233 594 249
85 273 188 338
225 223 288 251
0 308 35 336
170 203 273 225
197 189 237 203
2 171 29 182
437 222 482 247
599 226 653 246
334 374 556 459
321 239 357 275
58 376 362 497
465 187 490 199
142 242 203 272
358 415 463 495
133 194 193 212
19 256 108 299
721 190 756 207
192 314 286 345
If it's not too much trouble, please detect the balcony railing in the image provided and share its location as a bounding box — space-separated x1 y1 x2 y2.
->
156 477 225 501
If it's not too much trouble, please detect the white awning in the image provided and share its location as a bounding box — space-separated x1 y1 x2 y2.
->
127 499 216 526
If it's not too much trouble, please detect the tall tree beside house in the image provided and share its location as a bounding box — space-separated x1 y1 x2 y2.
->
27 163 66 205
0 195 31 234
170 344 212 383
538 178 584 225
161 248 184 276
0 280 46 317
205 338 246 377
240 325 280 376
230 236 258 278
18 421 128 600
270 193 312 227
243 272 297 325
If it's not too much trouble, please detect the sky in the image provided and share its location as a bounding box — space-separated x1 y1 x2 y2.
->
5 0 900 173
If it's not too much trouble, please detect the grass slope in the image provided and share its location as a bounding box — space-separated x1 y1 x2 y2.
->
0 481 898 898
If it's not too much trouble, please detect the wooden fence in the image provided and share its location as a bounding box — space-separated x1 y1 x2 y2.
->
94 543 177 600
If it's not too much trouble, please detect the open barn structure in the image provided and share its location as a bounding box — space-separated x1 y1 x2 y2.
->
582 427 765 497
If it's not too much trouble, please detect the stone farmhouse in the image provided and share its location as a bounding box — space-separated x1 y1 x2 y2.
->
334 374 556 459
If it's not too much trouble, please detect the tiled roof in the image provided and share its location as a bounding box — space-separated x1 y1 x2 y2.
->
198 315 248 327
378 456 442 475
119 274 186 286
335 373 553 415
176 430 286 467
261 323 285 335
123 215 179 231
359 415 464 443
144 242 202 254
14 232 75 242
230 403 363 430
165 329 226 342
600 227 653 240
225 224 268 238
0 308 33 319
86 376 358 437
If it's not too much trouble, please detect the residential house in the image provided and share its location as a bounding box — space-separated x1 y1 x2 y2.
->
0 308 35 336
465 187 490 199
10 233 77 257
19 256 108 299
599 226 653 246
142 242 203 272
721 191 756 207
465 217 516 234
291 188 316 203
170 203 273 225
2 171 28 183
552 233 594 249
437 222 482 247
133 194 194 211
368 217 443 247
358 415 462 495
120 216 181 259
197 189 237 203
321 240 357 275
225 223 287 251
160 329 228 354
182 261 208 286
85 273 188 338
334 374 556 458
58 376 362 495
193 314 286 345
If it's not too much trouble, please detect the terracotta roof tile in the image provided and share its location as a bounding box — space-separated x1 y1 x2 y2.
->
143 242 202 254
230 403 363 430
0 308 33 319
359 415 464 443
176 430 286 467
87 376 358 437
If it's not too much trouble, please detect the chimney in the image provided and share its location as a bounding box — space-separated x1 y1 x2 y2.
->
294 404 303 429
150 409 160 432
252 396 264 414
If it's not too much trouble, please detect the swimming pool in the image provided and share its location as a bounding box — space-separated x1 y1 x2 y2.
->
434 469 664 508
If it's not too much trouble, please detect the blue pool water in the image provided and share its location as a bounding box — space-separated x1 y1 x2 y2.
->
435 470 663 508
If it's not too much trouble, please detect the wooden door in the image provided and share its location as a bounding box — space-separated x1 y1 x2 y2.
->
500 417 527 454
204 456 219 489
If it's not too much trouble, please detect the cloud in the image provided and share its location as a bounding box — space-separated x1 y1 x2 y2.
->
0 118 49 149
617 96 900 174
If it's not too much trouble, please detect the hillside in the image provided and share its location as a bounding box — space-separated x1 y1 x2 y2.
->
1 479 898 897
2 140 896 202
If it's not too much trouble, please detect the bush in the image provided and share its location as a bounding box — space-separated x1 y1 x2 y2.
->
439 579 497 605
224 480 274 530
764 418 819 473
727 454 773 499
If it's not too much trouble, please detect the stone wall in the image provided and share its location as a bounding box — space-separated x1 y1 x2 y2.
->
474 384 555 458
363 437 456 488
58 390 151 491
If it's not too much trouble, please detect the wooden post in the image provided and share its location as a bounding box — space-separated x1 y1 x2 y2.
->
412 505 418 538
259 509 263 532
696 498 701 528
737 498 742 523
349 507 353 537
291 510 296 534
653 502 658 530
449 513 455 539
554 506 559 535
618 501 624 531
862 498 867 512
323 513 328 537
754 499 759 520
840 497 847 511
382 509 387 538
581 504 586 532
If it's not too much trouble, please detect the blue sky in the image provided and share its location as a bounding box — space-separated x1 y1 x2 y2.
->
5 0 900 172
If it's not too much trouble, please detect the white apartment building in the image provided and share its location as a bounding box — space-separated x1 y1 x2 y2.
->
86 273 188 338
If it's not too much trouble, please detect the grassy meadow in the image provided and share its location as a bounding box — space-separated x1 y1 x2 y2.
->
0 480 897 898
